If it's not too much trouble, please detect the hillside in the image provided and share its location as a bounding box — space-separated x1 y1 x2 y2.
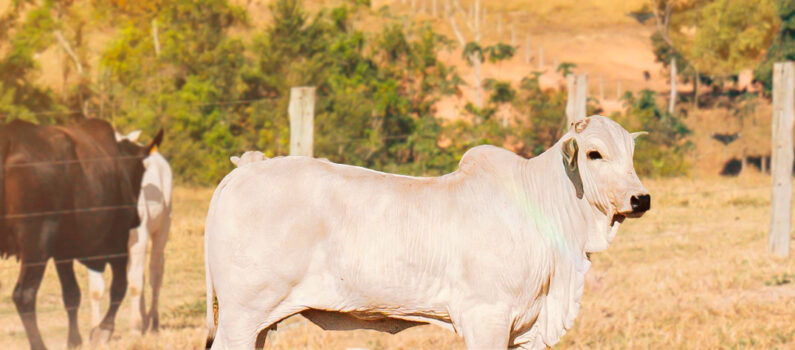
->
0 0 769 176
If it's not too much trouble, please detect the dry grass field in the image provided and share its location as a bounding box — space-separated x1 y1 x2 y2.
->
1 174 793 349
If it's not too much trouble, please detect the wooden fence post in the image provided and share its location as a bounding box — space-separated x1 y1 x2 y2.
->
524 35 531 64
770 62 794 257
575 74 588 121
289 86 315 157
566 74 588 125
510 22 516 47
538 46 544 70
599 75 604 101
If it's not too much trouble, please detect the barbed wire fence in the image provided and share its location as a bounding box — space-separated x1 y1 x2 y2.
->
0 86 786 342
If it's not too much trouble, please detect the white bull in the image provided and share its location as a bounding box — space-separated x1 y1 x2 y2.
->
205 115 650 349
88 130 173 334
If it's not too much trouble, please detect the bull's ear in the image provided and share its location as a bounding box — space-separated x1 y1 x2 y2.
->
562 137 584 198
145 128 164 154
562 137 578 168
630 131 648 140
126 130 142 142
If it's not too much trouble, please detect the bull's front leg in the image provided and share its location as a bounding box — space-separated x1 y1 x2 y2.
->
90 254 128 345
457 304 512 350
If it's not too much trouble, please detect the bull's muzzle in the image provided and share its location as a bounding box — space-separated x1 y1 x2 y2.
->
630 194 651 213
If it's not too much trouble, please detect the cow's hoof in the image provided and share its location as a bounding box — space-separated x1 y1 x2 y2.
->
148 313 160 333
90 326 113 345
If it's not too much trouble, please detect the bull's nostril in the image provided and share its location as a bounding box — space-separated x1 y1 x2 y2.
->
631 194 651 212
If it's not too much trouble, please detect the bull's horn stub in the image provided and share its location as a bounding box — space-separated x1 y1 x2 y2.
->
630 131 648 139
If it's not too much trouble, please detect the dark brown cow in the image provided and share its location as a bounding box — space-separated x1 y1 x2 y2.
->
0 118 163 350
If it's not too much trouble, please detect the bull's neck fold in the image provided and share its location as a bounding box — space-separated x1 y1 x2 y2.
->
507 139 592 348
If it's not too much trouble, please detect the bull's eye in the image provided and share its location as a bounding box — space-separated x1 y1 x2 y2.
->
587 151 603 160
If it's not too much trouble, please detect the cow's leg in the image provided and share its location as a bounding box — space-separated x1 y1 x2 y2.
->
126 227 148 334
146 220 169 332
87 267 105 328
458 304 511 350
12 259 48 350
55 260 82 348
90 254 128 345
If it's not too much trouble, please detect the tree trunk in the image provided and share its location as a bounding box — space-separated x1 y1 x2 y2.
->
472 53 482 109
669 57 677 115
448 0 482 109
693 69 699 110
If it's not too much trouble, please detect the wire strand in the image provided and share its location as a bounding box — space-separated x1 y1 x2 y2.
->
6 155 146 168
4 204 138 220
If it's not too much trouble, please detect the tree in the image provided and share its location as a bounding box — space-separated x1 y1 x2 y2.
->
755 0 795 93
447 0 484 108
614 90 691 176
0 1 63 123
646 0 778 108
684 0 778 78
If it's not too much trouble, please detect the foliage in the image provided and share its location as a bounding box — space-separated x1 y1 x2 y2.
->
100 0 248 184
244 0 461 177
647 0 777 90
0 0 696 184
461 42 515 65
614 90 691 177
0 1 62 123
755 0 795 92
685 0 778 77
512 73 569 156
556 62 577 77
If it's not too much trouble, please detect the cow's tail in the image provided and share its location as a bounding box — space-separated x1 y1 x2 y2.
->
205 231 217 349
0 140 9 259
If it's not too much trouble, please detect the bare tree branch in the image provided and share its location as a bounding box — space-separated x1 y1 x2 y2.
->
152 19 161 57
54 30 84 75
650 0 675 48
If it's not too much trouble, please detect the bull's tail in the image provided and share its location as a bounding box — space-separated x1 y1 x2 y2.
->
205 232 217 349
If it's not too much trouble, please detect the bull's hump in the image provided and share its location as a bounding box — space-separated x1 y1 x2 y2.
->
458 145 523 174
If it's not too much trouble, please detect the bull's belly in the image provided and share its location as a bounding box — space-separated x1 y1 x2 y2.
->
285 252 455 330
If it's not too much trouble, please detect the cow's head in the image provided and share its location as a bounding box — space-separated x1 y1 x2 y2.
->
560 115 649 252
116 129 163 225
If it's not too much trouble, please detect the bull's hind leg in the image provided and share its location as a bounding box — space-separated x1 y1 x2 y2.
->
90 254 128 345
12 259 48 350
212 296 305 350
87 267 105 328
13 220 57 350
55 260 83 348
126 227 149 334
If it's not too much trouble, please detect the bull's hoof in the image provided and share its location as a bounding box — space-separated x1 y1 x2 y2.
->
66 334 83 349
89 326 114 345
